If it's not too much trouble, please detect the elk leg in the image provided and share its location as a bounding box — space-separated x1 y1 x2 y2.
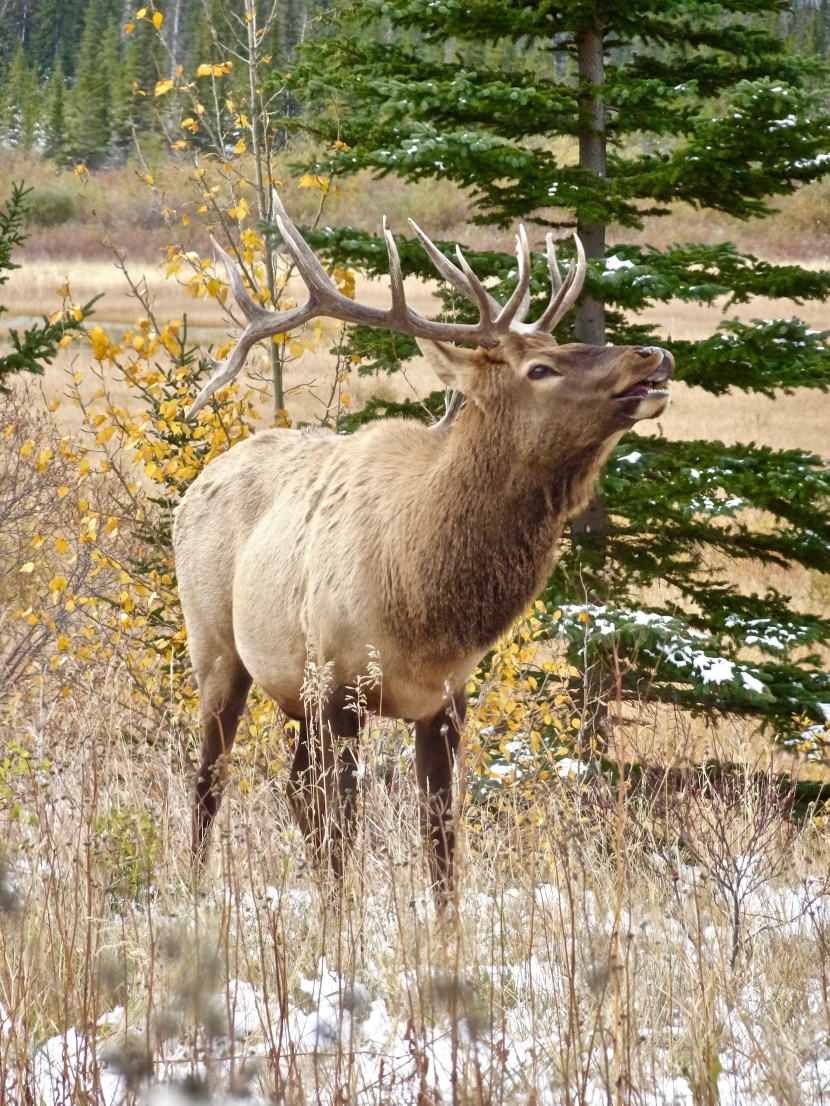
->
414 693 465 896
192 655 252 865
287 686 360 880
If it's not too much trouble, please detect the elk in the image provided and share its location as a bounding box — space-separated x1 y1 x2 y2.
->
173 192 674 892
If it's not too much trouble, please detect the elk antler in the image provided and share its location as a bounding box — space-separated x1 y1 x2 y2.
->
186 191 587 419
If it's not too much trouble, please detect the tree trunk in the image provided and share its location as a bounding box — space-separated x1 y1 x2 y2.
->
574 28 606 346
571 28 612 749
169 0 183 79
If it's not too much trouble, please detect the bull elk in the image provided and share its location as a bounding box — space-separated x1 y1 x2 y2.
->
173 192 674 892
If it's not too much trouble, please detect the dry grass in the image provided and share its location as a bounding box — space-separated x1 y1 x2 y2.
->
1 681 829 1106
3 146 830 263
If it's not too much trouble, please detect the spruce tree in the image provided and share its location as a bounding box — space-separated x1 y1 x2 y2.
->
65 0 114 165
0 184 94 388
42 59 68 163
284 0 830 755
0 46 40 150
101 19 129 164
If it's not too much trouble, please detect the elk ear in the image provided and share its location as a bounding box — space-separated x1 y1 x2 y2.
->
417 339 480 391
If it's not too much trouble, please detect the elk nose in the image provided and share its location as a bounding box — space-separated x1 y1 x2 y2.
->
636 345 675 381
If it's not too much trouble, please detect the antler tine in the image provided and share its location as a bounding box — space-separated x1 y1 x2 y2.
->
428 388 465 432
529 233 587 334
211 236 272 324
454 245 499 328
185 236 319 420
187 333 263 419
270 188 345 309
408 219 502 321
383 217 410 322
495 224 532 329
545 233 563 294
186 297 318 420
408 219 476 299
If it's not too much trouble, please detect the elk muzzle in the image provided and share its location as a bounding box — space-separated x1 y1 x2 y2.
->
613 346 675 421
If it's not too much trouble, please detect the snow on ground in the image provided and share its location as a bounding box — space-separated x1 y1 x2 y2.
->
7 874 829 1106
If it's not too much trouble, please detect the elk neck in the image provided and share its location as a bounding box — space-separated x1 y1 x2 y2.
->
392 399 613 661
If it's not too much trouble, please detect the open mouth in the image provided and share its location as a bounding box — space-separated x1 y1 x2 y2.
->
613 379 669 401
613 348 674 404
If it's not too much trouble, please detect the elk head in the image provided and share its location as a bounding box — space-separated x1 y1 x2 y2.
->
186 190 673 439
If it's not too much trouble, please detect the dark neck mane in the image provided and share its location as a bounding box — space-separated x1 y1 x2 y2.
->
392 404 609 660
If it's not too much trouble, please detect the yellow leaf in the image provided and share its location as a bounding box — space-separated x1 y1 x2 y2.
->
56 279 71 298
49 576 68 593
20 440 34 458
136 7 147 17
31 534 45 548
78 458 90 477
57 635 70 652
89 325 109 360
58 335 72 349
20 562 35 574
125 21 135 32
298 173 330 194
152 10 163 28
228 196 249 220
56 537 68 554
233 138 247 155
58 486 69 499
74 164 89 178
154 79 174 97
196 63 213 77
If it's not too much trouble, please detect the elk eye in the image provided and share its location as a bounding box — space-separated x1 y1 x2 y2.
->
527 363 559 380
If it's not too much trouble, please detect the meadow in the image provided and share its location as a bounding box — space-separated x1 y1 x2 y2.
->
1 150 830 1105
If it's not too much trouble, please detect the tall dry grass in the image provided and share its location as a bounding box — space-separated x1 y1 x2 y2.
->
1 675 829 1105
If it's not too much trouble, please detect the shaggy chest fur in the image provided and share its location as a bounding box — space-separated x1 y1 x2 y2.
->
367 415 607 667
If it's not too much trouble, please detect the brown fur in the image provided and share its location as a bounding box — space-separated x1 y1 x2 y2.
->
174 332 672 887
